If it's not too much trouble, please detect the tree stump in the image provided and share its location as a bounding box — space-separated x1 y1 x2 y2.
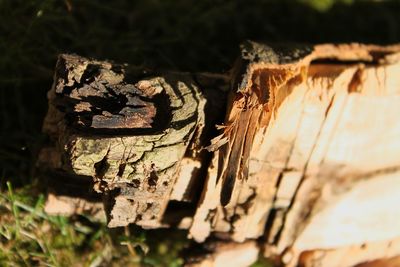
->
39 42 400 267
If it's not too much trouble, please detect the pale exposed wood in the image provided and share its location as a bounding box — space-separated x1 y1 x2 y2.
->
189 42 400 266
297 236 400 267
189 153 222 242
185 241 259 267
170 158 202 201
276 63 400 264
356 256 400 267
45 193 105 222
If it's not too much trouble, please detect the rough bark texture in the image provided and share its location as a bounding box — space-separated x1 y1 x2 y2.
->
40 42 400 267
40 54 226 228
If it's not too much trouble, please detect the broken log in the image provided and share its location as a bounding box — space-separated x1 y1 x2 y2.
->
39 42 400 267
188 42 400 266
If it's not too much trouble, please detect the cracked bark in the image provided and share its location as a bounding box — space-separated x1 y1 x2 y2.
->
39 54 226 228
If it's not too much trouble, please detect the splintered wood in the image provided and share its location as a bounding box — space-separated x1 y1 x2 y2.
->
40 42 400 266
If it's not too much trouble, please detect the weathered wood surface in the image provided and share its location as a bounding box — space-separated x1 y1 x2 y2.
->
40 54 227 228
40 42 400 267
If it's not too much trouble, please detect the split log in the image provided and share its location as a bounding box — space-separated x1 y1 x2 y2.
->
188 42 400 266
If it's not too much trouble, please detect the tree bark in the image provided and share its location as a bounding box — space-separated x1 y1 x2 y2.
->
39 54 226 228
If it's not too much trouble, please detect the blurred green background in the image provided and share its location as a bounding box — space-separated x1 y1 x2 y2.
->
1 0 400 266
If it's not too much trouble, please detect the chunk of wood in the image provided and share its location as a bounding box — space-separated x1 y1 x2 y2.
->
41 54 211 228
44 193 105 222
